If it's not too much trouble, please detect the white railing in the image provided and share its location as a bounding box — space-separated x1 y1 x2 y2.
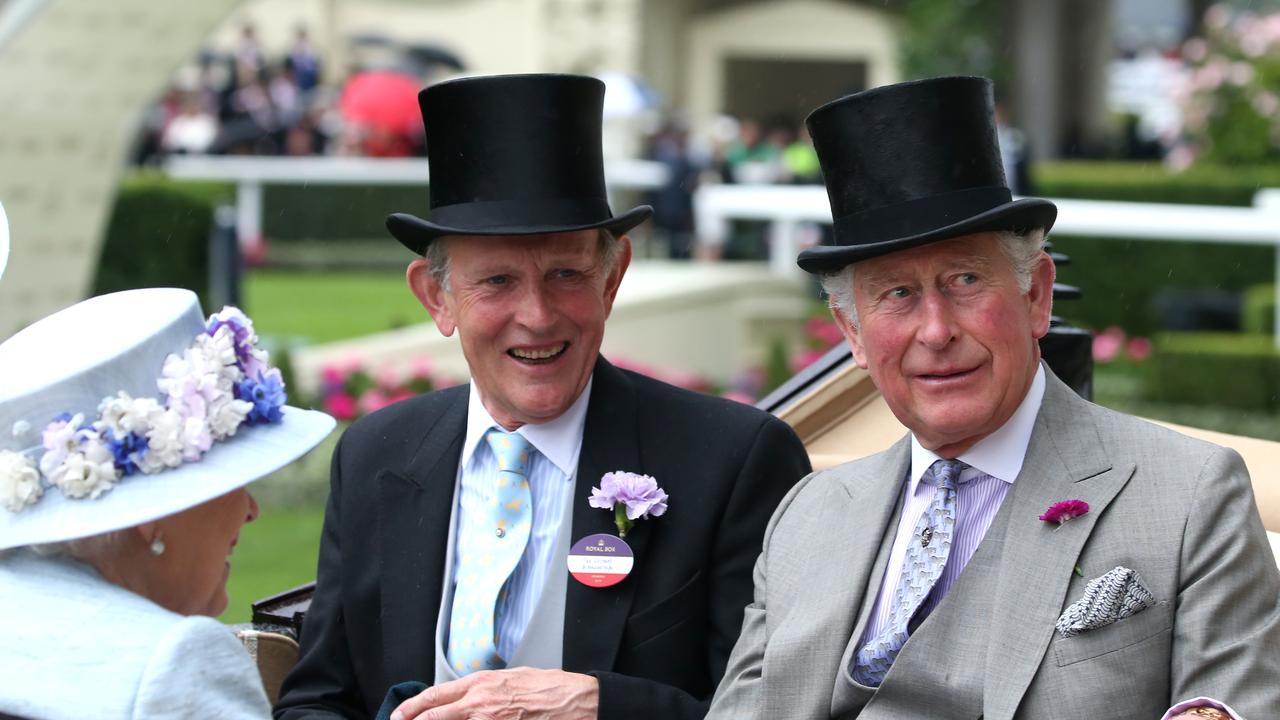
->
694 184 1280 345
164 155 668 251
162 156 1280 346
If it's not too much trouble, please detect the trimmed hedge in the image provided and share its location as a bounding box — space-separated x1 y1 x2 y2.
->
262 184 427 241
94 173 232 306
1036 161 1280 336
1146 332 1280 411
1243 284 1276 335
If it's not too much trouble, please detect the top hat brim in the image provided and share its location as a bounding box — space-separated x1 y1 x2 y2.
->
387 205 653 255
797 197 1057 275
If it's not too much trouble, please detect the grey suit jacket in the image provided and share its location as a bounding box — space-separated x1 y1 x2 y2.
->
0 549 270 720
709 370 1280 719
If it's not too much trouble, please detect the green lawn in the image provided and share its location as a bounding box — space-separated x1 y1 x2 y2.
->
243 270 428 345
220 506 325 625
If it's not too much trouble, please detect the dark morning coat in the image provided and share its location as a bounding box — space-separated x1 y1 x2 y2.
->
275 357 812 719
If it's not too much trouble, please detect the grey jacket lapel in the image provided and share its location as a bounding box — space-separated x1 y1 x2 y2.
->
983 372 1135 720
763 436 910 718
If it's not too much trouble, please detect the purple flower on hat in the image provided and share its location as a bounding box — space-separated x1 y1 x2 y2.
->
207 306 267 377
1039 499 1090 525
238 368 287 425
589 471 668 537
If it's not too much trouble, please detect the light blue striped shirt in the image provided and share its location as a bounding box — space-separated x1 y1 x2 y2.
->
449 380 591 661
860 365 1046 643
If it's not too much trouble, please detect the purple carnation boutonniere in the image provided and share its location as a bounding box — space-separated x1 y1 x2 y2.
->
1039 499 1090 525
588 471 668 538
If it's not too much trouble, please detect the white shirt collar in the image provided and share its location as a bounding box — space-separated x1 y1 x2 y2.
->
909 363 1046 491
461 378 593 478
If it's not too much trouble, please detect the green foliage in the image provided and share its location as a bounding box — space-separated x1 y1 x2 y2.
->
1146 332 1280 411
1180 8 1280 165
262 184 427 241
1036 161 1280 206
762 336 792 397
1243 284 1276 334
94 173 233 305
891 0 1010 88
1035 161 1280 335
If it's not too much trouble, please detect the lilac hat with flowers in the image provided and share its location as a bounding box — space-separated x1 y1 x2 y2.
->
0 288 335 550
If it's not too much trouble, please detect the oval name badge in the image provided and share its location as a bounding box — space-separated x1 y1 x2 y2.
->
568 533 634 588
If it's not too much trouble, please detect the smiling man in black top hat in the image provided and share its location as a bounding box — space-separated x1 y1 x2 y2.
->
707 77 1279 719
274 74 811 720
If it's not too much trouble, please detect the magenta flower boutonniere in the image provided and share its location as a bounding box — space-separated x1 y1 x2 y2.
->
1039 499 1090 525
588 471 668 538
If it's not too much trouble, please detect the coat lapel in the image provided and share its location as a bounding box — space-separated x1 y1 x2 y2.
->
983 373 1135 720
764 436 910 718
378 388 468 684
562 357 646 673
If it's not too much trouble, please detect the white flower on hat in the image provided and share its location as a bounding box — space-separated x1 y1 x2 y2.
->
39 413 86 479
47 431 118 499
97 393 164 437
138 408 187 473
208 395 253 441
0 451 42 512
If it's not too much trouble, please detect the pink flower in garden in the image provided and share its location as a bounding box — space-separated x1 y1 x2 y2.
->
790 348 827 373
324 392 358 421
1127 337 1153 362
805 317 844 347
720 390 755 405
410 357 434 379
358 389 391 415
375 365 400 390
1039 499 1090 525
1092 326 1126 363
321 365 345 389
1205 4 1231 31
1183 37 1209 62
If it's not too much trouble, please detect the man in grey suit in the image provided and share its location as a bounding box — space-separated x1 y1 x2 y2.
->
708 76 1280 719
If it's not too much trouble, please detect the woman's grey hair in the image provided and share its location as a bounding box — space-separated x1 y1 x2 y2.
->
820 229 1048 328
424 229 621 290
25 530 126 560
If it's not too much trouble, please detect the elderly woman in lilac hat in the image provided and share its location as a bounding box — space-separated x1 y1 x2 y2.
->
0 288 334 720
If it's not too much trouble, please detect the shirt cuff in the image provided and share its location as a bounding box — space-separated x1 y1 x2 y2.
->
1162 697 1243 720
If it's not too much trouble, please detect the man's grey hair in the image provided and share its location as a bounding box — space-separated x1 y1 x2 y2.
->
424 229 621 290
820 229 1048 328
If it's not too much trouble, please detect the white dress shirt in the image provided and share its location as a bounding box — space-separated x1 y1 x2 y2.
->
859 365 1046 644
448 380 591 662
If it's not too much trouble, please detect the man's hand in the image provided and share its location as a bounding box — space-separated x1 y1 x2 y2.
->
390 667 599 720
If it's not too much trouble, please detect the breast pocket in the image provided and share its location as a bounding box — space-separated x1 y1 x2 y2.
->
1052 600 1173 667
624 570 707 649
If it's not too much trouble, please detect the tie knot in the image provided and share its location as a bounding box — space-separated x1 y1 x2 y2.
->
928 459 966 491
485 429 533 476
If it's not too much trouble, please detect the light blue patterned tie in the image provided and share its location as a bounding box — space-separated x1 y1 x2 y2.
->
447 429 534 676
851 458 966 687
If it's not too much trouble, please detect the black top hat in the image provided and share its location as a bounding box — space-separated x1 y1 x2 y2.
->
386 74 652 254
797 76 1056 274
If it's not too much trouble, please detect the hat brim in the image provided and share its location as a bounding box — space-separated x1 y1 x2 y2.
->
797 198 1057 274
0 406 336 550
387 205 653 255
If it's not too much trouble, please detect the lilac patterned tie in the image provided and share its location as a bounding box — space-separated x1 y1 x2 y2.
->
851 458 966 687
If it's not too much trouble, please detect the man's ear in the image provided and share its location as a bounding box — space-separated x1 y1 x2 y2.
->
407 254 456 337
601 235 633 317
1027 250 1056 340
830 303 869 369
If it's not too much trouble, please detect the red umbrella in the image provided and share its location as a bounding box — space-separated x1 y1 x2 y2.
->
339 71 423 136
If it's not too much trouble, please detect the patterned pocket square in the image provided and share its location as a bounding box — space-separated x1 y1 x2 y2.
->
1055 566 1156 638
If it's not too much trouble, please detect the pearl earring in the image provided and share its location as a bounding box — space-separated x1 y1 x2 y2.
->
150 537 166 556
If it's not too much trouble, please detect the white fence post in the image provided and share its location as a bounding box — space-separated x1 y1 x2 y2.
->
1254 189 1280 349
